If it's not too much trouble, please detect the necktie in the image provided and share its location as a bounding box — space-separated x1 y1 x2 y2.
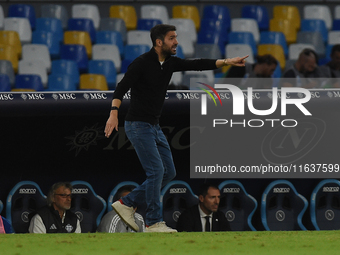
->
204 216 211 232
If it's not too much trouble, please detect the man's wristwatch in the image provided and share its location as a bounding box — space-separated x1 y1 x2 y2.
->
111 106 119 111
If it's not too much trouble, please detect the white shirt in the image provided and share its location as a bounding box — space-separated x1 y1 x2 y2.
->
198 205 213 232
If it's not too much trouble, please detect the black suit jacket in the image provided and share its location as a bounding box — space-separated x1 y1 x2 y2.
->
176 205 230 232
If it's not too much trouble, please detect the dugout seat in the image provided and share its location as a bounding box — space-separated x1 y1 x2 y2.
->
6 181 47 233
70 181 106 233
160 180 198 229
261 180 308 231
310 179 340 230
218 180 257 231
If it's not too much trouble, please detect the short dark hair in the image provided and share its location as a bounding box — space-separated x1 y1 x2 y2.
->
198 183 220 197
150 24 176 46
331 44 340 57
113 185 135 201
47 182 72 206
300 48 318 63
256 54 278 66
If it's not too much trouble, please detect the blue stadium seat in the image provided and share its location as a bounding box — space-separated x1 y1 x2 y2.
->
0 74 11 91
272 64 282 87
120 59 132 74
32 31 61 59
40 4 68 29
88 60 116 89
310 179 340 230
8 4 36 30
202 5 230 24
218 180 257 231
0 60 15 86
260 31 288 57
1 216 14 234
99 18 127 43
68 18 96 43
47 74 77 91
60 44 88 73
95 30 124 57
35 18 63 43
124 44 150 61
70 181 107 233
297 31 325 58
6 181 47 233
301 19 328 43
333 19 340 31
241 5 269 31
175 45 184 59
137 18 162 31
51 59 80 85
261 180 308 231
160 180 198 229
15 74 44 91
228 31 257 56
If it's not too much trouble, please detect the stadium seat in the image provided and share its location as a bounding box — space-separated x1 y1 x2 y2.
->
88 60 116 89
6 181 47 233
79 74 108 91
310 179 340 230
95 30 124 57
182 70 214 88
35 18 63 43
231 18 260 44
303 5 332 30
328 31 340 46
297 31 325 58
124 44 149 62
0 6 4 30
333 19 340 31
0 60 15 85
109 5 137 31
197 23 227 56
68 18 96 43
15 74 44 91
64 31 92 59
116 73 124 84
137 18 162 31
301 19 328 43
120 59 132 74
60 44 88 73
273 5 301 30
141 5 169 24
260 31 288 57
51 59 79 86
92 44 121 73
8 4 36 30
47 74 77 91
169 18 197 44
4 17 32 44
288 43 316 60
70 181 106 233
32 31 60 59
225 44 254 64
258 44 286 70
40 4 69 29
218 180 257 231
72 4 100 30
228 31 257 56
18 60 48 87
177 36 195 58
195 44 221 59
0 74 11 91
175 45 184 59
0 30 22 59
202 5 230 23
172 5 200 31
99 18 127 43
169 72 183 86
22 44 51 73
270 18 297 44
272 64 282 87
241 5 269 31
336 5 340 20
127 30 153 48
0 44 19 73
160 180 198 229
261 180 308 231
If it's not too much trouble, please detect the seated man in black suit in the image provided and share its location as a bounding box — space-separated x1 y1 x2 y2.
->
176 184 229 232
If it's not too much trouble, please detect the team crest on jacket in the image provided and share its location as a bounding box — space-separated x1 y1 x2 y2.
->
65 224 74 233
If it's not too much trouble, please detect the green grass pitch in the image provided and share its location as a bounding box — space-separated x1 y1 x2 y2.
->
1 231 340 255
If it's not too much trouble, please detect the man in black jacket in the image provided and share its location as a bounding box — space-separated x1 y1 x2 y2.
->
176 184 229 232
105 24 247 233
29 182 81 233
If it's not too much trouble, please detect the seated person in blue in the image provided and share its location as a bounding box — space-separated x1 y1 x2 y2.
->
176 184 230 232
29 182 81 233
0 216 14 233
224 54 278 89
97 185 145 233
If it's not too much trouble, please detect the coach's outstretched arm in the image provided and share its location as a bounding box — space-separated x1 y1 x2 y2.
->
215 55 249 68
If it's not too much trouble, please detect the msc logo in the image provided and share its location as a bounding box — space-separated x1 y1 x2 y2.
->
0 94 14 100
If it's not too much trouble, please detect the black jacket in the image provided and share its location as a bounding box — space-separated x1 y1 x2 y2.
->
113 48 217 124
176 205 230 232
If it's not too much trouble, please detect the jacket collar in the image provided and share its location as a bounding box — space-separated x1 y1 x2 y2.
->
148 47 172 62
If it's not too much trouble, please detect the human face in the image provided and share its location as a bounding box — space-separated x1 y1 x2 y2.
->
160 31 178 56
264 63 277 77
53 186 72 212
300 55 317 74
199 187 220 215
331 51 340 70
